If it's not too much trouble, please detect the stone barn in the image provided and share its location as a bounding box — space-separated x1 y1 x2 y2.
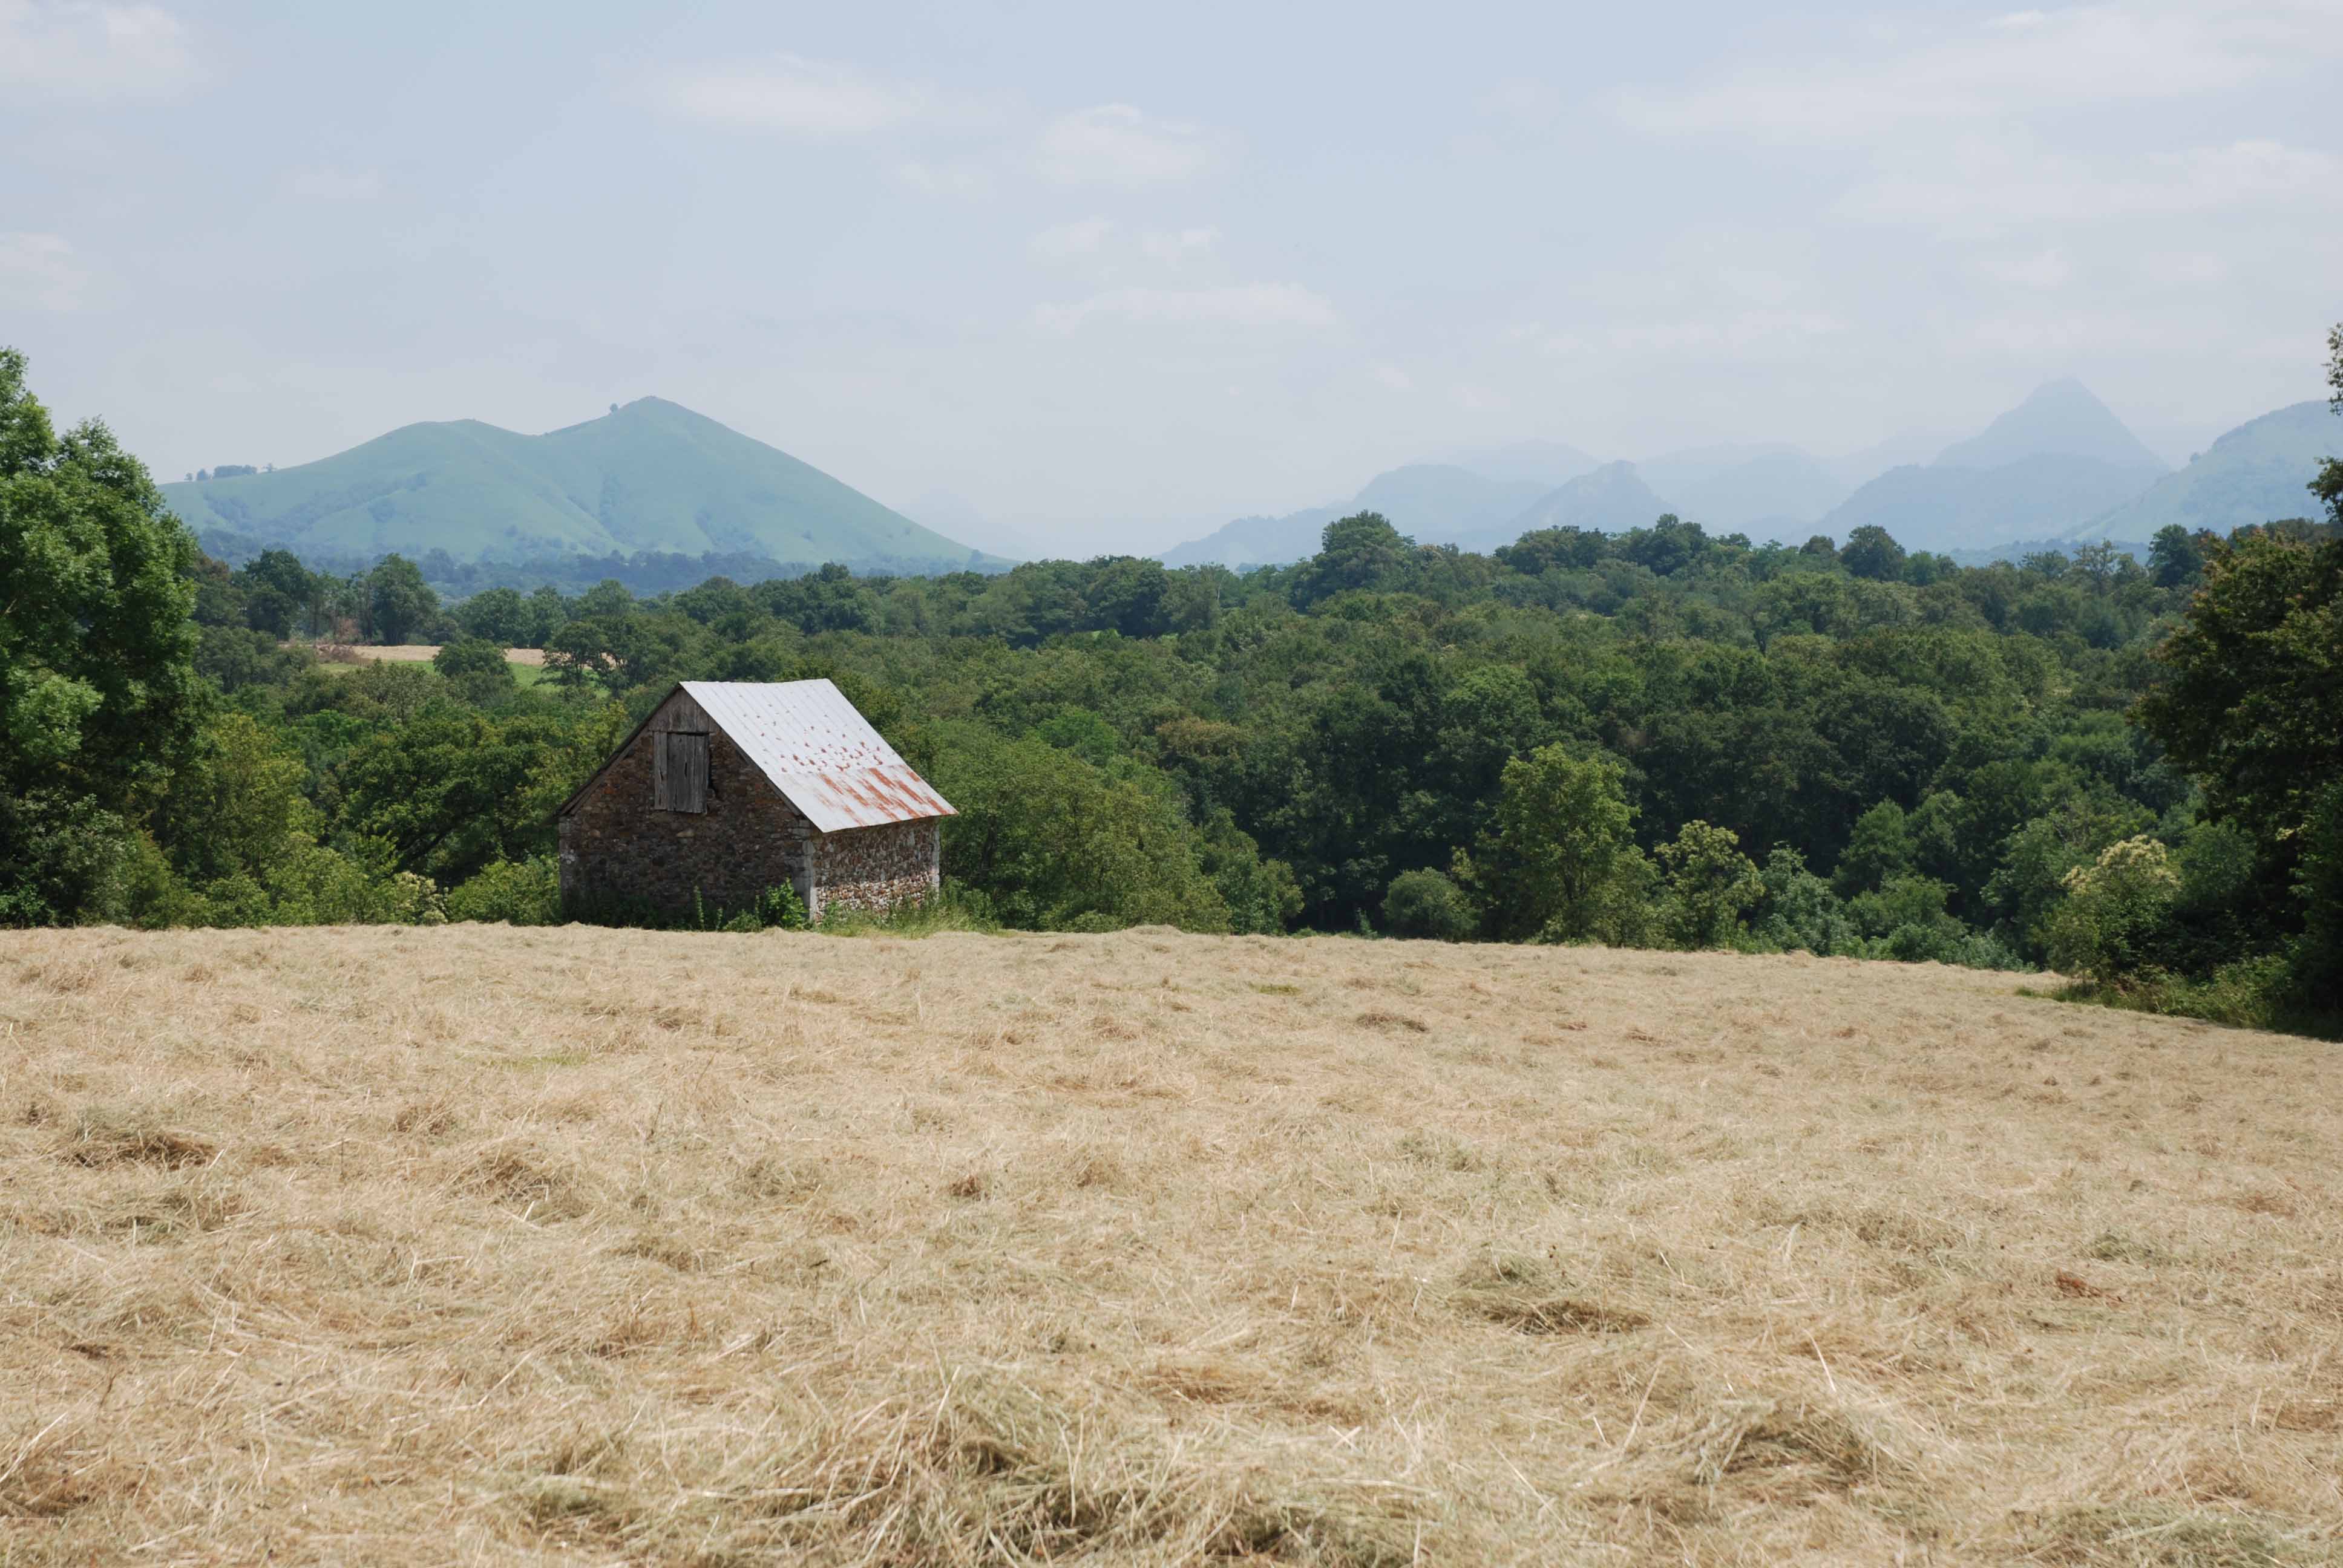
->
556 679 954 921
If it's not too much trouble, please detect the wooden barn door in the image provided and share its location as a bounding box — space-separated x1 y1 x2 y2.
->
654 731 709 813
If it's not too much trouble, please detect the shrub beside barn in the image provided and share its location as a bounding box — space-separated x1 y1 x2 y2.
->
557 679 951 921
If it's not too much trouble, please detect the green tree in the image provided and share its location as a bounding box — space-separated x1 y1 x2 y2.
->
1291 512 1409 607
336 711 575 885
1382 867 1475 941
1656 820 1764 949
2043 836 2181 985
0 345 206 921
1841 525 1907 582
1469 745 1639 941
2134 529 2342 861
433 636 519 705
456 586 536 645
156 710 317 888
2146 524 2206 589
931 726 1233 932
2312 320 2342 528
367 554 437 644
1834 800 1915 896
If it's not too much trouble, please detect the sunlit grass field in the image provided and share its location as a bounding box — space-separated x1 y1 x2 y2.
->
3 925 2336 1564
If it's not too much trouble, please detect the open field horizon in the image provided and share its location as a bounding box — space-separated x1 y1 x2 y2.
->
3 925 2337 1564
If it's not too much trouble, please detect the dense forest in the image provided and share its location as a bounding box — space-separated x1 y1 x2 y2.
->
5 339 2339 1034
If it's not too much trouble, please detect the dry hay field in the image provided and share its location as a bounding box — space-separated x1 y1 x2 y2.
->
3 926 2339 1567
300 644 548 665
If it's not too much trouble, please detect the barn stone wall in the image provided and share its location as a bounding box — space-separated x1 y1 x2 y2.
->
560 691 815 918
559 689 944 922
811 819 941 918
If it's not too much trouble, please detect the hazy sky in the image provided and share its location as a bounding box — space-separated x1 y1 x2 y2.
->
5 1 2338 555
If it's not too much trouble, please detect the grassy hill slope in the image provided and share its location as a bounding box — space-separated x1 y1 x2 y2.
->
163 397 995 570
2082 400 2338 539
10 923 2335 1564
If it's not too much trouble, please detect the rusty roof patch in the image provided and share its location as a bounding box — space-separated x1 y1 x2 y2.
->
681 679 955 834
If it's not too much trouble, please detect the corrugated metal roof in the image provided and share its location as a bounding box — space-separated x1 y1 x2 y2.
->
681 679 955 834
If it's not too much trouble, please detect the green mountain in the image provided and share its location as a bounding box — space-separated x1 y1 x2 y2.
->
2080 401 2337 540
163 397 997 572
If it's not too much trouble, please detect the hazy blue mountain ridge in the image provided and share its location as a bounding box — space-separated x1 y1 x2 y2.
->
1637 445 1849 531
1934 378 2168 472
1820 454 2164 554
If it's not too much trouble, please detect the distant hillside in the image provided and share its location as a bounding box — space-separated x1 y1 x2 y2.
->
1464 461 1671 549
163 397 1000 573
1159 503 1345 570
1353 465 1550 541
1810 381 2166 553
1159 463 1548 570
1821 454 2159 554
2081 400 2336 540
1637 445 1848 533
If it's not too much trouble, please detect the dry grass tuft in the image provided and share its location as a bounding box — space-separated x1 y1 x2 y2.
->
3 924 2338 1564
57 1105 217 1169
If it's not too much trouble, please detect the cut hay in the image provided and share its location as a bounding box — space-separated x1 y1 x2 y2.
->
2 924 2338 1564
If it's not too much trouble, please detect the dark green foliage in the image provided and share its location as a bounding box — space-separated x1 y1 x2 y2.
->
929 727 1250 933
445 858 561 926
1841 524 1907 581
1382 869 1475 941
2146 524 2206 589
433 638 520 705
0 347 206 920
367 554 438 644
2132 529 2341 880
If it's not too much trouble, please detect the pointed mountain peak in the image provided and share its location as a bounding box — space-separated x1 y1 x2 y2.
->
1935 379 2165 472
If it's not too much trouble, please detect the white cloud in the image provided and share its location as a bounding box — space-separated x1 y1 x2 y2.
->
1374 365 1412 391
647 53 925 137
1615 6 2331 143
0 232 88 311
1034 282 1335 333
1141 226 1219 266
286 165 382 201
1029 217 1113 261
1040 104 1216 188
0 1 196 102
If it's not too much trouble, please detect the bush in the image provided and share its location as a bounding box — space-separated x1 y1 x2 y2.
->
1382 868 1475 941
2044 836 2180 984
446 858 560 926
754 883 810 931
1750 847 1854 955
1655 821 1763 949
